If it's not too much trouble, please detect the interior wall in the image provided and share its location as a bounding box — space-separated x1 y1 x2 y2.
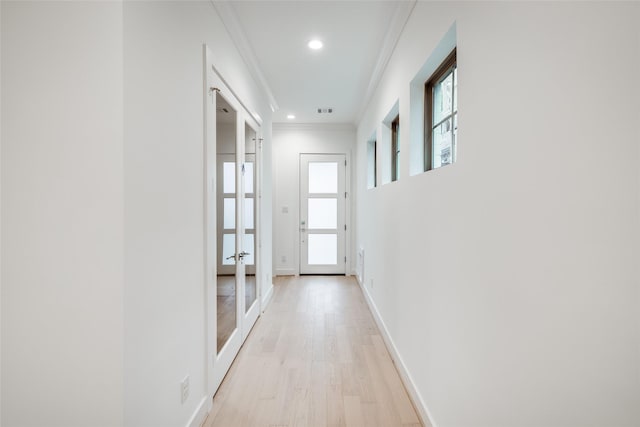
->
123 2 273 426
272 124 356 276
356 2 640 427
1 2 124 426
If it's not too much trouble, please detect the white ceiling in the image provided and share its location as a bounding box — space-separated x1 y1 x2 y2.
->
223 1 409 124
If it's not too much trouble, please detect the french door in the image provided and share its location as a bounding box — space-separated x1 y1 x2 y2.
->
205 47 261 396
300 154 346 275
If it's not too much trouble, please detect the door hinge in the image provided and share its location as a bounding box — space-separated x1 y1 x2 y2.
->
344 160 347 166
344 256 347 263
345 191 347 198
344 224 347 231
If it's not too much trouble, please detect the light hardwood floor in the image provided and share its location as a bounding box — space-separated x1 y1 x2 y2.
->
203 275 424 427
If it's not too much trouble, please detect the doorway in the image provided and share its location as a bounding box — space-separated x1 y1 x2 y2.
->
299 154 346 275
204 48 262 396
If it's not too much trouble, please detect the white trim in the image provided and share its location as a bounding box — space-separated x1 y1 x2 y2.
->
261 283 274 313
211 1 279 113
185 396 210 427
355 0 416 124
275 268 296 276
355 275 438 427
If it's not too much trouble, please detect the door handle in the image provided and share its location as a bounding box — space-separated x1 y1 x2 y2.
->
225 254 237 261
238 251 250 259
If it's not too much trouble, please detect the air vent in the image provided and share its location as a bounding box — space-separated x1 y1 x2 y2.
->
316 108 333 114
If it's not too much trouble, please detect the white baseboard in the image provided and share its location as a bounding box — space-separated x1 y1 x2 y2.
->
186 395 210 427
275 267 296 276
355 276 437 427
261 283 274 312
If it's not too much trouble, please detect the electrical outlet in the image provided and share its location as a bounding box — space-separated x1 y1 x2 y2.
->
281 255 287 263
181 375 190 404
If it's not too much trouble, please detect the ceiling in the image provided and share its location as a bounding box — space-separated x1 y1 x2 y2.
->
218 1 412 124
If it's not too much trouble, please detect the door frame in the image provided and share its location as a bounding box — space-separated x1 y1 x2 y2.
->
204 45 263 400
297 152 351 276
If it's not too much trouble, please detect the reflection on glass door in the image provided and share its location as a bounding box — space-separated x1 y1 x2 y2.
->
244 123 257 315
215 93 240 354
300 154 346 275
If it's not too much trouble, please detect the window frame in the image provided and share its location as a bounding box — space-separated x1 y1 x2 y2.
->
373 139 377 187
425 49 457 171
391 115 400 181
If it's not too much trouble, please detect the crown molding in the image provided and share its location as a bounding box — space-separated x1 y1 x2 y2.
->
354 0 416 125
211 1 279 112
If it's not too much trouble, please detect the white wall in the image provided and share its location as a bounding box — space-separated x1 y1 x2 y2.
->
1 2 124 426
1 1 274 426
272 124 355 276
123 2 272 426
1 1 4 422
356 2 640 427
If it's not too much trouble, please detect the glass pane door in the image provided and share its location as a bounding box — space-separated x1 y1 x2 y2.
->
215 92 240 354
300 154 346 275
244 123 257 315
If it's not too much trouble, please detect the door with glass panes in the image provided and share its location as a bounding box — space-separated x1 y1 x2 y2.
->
209 85 261 394
299 154 346 275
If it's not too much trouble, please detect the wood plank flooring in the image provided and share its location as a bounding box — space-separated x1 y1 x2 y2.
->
203 275 424 427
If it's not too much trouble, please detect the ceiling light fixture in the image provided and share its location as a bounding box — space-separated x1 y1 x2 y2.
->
287 114 296 119
308 39 323 50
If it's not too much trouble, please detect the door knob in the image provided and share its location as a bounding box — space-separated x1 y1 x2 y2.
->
238 251 250 258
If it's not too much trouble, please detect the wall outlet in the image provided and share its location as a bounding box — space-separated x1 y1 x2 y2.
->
181 375 190 404
281 255 287 263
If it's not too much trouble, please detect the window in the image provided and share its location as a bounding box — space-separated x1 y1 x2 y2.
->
425 49 457 171
391 115 400 181
367 137 377 189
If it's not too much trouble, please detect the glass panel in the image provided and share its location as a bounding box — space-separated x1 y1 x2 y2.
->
223 162 235 194
245 162 254 194
244 198 254 229
222 233 236 265
308 234 337 265
432 118 452 169
453 67 458 113
216 92 237 354
245 123 256 154
245 274 256 314
223 198 235 229
308 198 337 229
308 162 338 194
243 233 255 265
453 113 458 163
433 70 454 125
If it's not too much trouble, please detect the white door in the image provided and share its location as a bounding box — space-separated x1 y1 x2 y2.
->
205 47 262 396
212 89 243 393
300 154 346 275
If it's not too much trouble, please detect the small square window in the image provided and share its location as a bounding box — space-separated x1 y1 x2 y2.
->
425 49 457 171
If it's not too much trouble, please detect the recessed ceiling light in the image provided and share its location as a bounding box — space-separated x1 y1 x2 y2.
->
308 39 323 50
287 114 296 119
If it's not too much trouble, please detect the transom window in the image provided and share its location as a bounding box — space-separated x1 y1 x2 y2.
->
425 49 457 171
391 115 400 181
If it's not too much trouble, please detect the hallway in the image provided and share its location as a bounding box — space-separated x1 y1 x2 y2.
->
203 276 423 427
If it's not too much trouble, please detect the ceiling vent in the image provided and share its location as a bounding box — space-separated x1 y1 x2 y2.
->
316 108 333 114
